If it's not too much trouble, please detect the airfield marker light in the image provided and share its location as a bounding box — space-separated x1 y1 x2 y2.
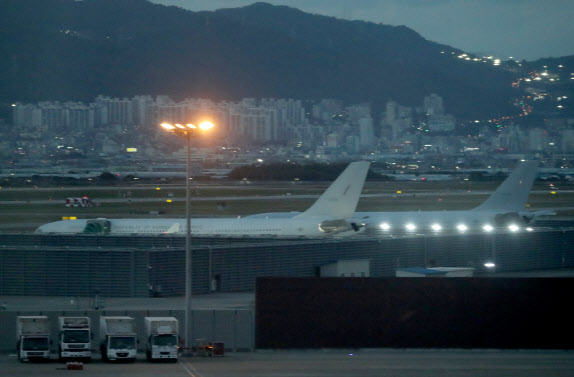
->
457 224 468 232
405 223 416 231
508 224 520 232
482 224 494 232
431 223 442 232
526 227 534 232
166 199 172 203
484 262 496 269
380 223 391 231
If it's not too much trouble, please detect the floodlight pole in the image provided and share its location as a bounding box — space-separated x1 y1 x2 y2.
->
161 122 213 355
185 131 192 354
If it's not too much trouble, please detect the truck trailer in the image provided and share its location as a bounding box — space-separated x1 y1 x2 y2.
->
17 316 51 362
99 316 137 362
144 317 179 361
58 317 92 361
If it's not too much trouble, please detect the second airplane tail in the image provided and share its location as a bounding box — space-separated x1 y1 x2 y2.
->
473 160 538 213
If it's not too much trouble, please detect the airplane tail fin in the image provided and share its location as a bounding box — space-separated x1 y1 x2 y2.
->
295 161 370 219
473 160 538 212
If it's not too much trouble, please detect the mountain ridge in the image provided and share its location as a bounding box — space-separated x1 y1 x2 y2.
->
0 0 547 118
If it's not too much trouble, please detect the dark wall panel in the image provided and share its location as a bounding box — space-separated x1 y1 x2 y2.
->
256 277 574 349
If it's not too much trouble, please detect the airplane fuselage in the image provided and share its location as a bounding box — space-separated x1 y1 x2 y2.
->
356 209 520 233
35 217 359 238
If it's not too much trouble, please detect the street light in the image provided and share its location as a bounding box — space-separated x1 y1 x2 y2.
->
160 121 214 354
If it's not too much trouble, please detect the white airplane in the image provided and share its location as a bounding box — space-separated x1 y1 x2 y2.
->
35 161 370 238
357 160 552 234
248 160 553 233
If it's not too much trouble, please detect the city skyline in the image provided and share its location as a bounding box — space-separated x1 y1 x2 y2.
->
8 93 574 164
151 0 574 61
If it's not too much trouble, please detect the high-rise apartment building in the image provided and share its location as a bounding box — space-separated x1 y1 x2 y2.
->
424 93 444 116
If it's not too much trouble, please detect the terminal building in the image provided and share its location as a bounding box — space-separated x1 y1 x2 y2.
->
1 225 574 352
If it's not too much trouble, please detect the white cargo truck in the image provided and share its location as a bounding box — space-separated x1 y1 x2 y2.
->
99 316 137 362
58 317 92 361
144 317 179 361
17 316 51 362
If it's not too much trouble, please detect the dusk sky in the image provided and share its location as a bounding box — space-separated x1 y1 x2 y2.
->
151 0 574 61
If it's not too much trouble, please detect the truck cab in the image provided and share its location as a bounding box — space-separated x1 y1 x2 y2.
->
100 316 137 362
102 335 137 361
147 332 178 361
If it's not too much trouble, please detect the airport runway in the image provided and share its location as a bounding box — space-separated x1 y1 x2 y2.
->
1 190 570 205
2 349 574 377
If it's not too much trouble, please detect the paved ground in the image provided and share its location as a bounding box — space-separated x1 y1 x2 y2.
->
2 349 574 377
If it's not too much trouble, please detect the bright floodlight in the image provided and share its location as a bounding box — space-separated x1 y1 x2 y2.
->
175 124 185 129
484 262 496 269
431 223 442 232
508 224 520 232
456 224 468 232
199 121 214 131
482 224 494 232
186 124 196 129
405 223 416 231
161 123 176 130
380 223 391 231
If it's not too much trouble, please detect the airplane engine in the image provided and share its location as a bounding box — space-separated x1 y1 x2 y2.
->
494 212 526 227
83 219 111 235
520 213 535 224
318 219 363 234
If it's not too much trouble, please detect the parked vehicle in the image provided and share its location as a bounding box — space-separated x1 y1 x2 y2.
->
17 316 51 362
58 317 92 361
144 317 179 361
99 316 137 362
